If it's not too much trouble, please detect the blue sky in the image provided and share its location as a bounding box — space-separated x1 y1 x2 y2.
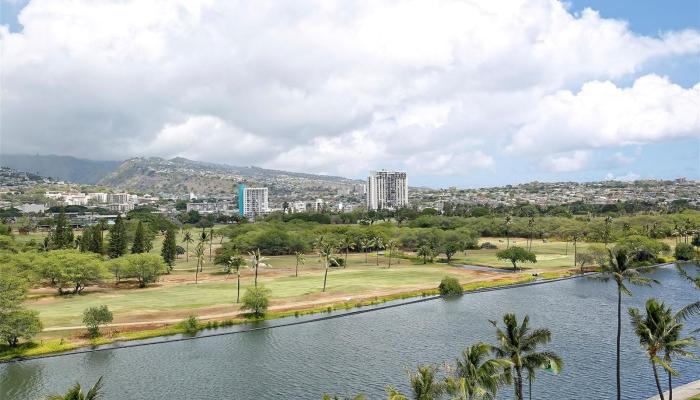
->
1 0 698 188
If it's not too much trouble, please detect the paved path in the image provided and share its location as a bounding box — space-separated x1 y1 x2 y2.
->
647 379 700 400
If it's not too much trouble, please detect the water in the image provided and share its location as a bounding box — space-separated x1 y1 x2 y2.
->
1 266 698 400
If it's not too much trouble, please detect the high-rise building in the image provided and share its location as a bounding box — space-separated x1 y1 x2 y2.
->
366 170 408 210
238 184 269 219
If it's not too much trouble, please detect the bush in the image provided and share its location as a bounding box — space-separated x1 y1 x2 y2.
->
82 305 113 338
241 286 271 318
480 242 498 249
675 243 697 261
181 315 198 334
438 276 463 297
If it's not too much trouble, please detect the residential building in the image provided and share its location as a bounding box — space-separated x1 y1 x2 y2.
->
238 184 269 219
366 170 408 210
186 202 234 215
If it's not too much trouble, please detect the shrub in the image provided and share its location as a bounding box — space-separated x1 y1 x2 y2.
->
82 305 113 338
241 286 271 318
480 242 498 249
675 243 697 261
181 315 198 334
438 276 463 297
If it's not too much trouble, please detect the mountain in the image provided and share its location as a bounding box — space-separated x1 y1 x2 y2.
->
0 154 121 184
99 157 364 199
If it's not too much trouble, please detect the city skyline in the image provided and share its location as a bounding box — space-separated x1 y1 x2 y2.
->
1 0 698 188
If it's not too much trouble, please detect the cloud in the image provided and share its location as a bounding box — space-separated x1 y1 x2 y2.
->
605 172 641 181
0 0 698 181
540 150 590 172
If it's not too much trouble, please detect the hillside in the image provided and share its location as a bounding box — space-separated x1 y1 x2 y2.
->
99 157 364 199
0 154 121 184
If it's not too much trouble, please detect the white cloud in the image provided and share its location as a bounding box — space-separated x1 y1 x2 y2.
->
605 172 641 181
0 0 698 180
540 150 590 172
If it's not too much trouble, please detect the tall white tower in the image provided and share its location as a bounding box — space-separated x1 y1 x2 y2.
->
366 170 408 210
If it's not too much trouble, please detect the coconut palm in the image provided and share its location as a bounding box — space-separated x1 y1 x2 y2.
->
387 365 445 400
193 242 205 284
224 253 246 303
490 314 562 400
340 236 356 269
676 263 700 290
47 376 103 400
629 298 698 400
198 229 209 272
208 227 214 261
592 248 655 400
527 216 535 251
182 231 194 262
358 238 370 263
504 215 512 249
316 235 339 292
386 239 398 268
248 248 269 288
372 236 384 266
450 342 510 400
294 251 305 277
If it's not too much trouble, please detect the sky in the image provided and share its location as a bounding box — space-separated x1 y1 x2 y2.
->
0 0 698 188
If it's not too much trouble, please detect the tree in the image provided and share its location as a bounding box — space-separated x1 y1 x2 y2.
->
386 239 399 268
417 245 436 264
88 224 103 254
193 242 205 284
441 233 463 264
490 313 562 400
504 215 512 249
82 305 113 338
592 248 655 400
78 229 92 253
359 238 370 264
108 215 127 258
386 364 445 400
47 377 104 400
161 227 177 268
42 250 105 294
317 236 339 292
674 243 696 261
628 299 697 400
496 247 536 271
223 253 246 303
575 251 595 274
604 216 613 247
438 276 462 297
49 208 74 249
248 248 269 288
448 342 510 400
294 251 305 277
340 235 356 269
0 310 42 347
527 216 536 251
182 230 194 262
241 285 270 318
121 254 167 288
372 236 384 266
131 220 146 254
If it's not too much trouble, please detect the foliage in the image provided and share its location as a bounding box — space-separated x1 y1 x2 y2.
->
241 286 271 318
181 315 198 334
131 221 147 254
49 208 74 249
108 254 167 288
438 276 462 297
108 215 128 258
40 250 106 294
616 235 669 263
0 310 42 347
674 243 697 261
82 305 113 338
495 247 536 271
449 342 510 400
47 376 104 400
161 227 178 267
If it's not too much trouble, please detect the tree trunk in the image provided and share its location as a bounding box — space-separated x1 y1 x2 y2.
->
668 370 672 400
616 287 622 400
195 266 199 284
345 250 348 269
209 236 213 262
236 273 240 303
376 251 379 266
651 360 665 400
255 264 258 287
186 243 189 262
322 265 329 292
365 250 368 263
295 260 299 277
515 366 524 400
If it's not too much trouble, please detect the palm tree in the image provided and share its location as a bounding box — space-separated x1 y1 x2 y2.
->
387 365 445 400
248 248 268 288
490 314 562 400
604 216 613 247
340 236 356 269
592 248 655 400
316 236 339 292
629 299 698 400
676 263 700 289
372 236 384 266
48 376 103 400
208 227 214 262
225 253 246 303
182 231 194 262
359 238 370 263
527 216 535 251
193 242 205 284
198 229 209 272
450 342 510 400
504 215 512 249
386 239 398 268
293 251 306 277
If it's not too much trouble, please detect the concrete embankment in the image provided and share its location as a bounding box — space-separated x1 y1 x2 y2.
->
647 379 700 400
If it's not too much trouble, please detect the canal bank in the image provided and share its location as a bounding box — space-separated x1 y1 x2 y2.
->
647 379 700 400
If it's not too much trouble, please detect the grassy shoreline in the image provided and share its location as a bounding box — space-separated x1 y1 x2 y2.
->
0 273 567 362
